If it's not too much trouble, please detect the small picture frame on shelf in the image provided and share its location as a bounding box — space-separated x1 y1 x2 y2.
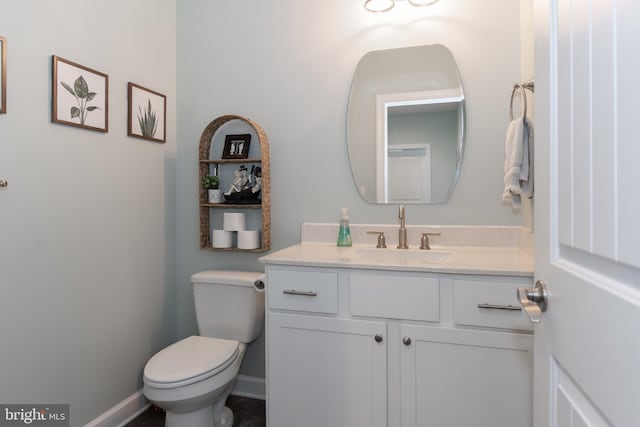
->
52 55 108 132
127 82 166 143
222 134 251 159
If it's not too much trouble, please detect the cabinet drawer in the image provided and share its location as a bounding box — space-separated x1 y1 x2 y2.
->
350 273 439 321
453 279 532 331
267 269 338 314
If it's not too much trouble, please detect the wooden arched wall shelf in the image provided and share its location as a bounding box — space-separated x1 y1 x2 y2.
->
198 114 270 252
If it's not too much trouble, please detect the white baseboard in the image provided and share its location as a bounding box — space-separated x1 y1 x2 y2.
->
231 374 266 400
85 375 265 426
84 390 150 427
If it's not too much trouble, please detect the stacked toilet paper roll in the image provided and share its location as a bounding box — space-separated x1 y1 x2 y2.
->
237 230 261 250
211 213 260 249
223 213 246 231
211 229 233 248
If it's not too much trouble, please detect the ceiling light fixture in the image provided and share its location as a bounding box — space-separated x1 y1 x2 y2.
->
365 0 439 13
364 0 395 12
408 0 439 6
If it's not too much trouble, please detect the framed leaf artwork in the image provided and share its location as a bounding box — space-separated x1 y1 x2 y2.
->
52 55 108 132
0 36 6 114
127 82 166 143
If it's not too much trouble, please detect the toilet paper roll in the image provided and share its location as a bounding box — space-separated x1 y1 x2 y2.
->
212 229 233 248
237 230 260 250
223 213 246 231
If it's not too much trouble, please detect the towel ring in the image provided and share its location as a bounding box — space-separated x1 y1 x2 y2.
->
510 84 527 121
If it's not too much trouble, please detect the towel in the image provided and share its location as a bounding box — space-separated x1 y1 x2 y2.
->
502 116 534 208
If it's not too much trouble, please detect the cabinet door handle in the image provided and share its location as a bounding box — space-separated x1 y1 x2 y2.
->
402 337 412 346
374 334 383 343
283 289 317 297
477 303 522 311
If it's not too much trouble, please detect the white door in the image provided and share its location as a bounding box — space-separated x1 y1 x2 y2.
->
533 1 640 427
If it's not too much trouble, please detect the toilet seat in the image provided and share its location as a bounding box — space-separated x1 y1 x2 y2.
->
144 336 239 389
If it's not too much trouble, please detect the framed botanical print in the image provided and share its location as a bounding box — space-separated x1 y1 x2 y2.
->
52 55 108 132
0 36 6 114
127 82 166 143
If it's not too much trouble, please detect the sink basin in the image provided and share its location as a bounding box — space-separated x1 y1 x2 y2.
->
352 247 450 264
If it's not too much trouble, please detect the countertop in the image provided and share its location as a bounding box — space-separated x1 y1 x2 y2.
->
259 242 534 277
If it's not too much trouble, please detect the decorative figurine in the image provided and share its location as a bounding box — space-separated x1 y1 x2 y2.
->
223 165 261 204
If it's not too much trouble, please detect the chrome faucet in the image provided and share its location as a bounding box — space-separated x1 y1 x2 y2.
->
397 205 408 249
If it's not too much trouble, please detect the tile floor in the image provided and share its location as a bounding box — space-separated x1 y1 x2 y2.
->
126 396 266 427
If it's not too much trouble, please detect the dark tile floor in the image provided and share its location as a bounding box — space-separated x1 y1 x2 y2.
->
126 396 266 427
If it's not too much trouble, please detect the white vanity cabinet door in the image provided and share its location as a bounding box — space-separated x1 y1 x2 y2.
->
400 324 532 427
267 312 387 427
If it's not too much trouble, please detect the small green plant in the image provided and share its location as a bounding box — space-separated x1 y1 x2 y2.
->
60 76 100 125
203 175 219 189
137 98 158 137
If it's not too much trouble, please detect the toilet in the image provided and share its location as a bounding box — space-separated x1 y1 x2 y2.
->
143 270 265 427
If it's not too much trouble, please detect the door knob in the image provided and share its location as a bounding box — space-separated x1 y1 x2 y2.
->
402 337 412 346
374 334 383 343
0 180 7 188
517 280 548 323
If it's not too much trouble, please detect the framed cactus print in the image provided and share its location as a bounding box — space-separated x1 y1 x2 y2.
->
127 82 166 143
52 56 108 132
0 36 6 114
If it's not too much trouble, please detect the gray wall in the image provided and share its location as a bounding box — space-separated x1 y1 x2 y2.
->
0 1 177 425
177 0 525 378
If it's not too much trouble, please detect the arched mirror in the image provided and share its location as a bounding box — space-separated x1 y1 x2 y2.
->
347 44 465 204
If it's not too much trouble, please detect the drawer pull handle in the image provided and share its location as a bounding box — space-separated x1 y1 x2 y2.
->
477 303 522 311
283 289 318 297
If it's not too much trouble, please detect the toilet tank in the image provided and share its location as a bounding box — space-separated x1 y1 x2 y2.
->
191 270 265 343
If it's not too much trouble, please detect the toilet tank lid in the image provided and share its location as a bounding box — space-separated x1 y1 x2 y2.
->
191 270 265 287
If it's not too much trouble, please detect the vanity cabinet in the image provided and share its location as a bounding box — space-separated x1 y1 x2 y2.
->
265 266 533 427
399 325 531 427
266 268 387 426
268 313 387 427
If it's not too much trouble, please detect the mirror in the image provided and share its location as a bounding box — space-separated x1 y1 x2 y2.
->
347 44 465 204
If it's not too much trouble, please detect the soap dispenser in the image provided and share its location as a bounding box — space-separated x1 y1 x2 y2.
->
337 208 353 247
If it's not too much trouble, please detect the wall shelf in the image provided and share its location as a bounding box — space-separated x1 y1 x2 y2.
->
200 158 262 164
198 114 270 252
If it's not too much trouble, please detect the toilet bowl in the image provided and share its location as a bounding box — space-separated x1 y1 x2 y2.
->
143 271 265 427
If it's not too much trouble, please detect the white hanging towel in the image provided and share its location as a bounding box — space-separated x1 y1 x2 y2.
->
502 116 534 208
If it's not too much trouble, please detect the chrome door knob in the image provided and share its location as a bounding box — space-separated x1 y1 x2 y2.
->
402 337 412 346
374 334 383 343
517 280 549 323
0 180 7 188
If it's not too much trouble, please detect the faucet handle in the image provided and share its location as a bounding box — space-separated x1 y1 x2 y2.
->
420 232 441 250
367 231 387 248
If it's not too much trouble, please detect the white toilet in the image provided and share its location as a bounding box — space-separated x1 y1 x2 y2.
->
143 270 265 427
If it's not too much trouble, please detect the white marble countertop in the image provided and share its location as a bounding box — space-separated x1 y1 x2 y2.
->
259 242 534 277
260 223 535 276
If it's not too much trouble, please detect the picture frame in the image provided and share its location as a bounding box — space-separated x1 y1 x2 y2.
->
52 55 108 132
0 36 6 114
222 134 251 159
127 82 166 143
